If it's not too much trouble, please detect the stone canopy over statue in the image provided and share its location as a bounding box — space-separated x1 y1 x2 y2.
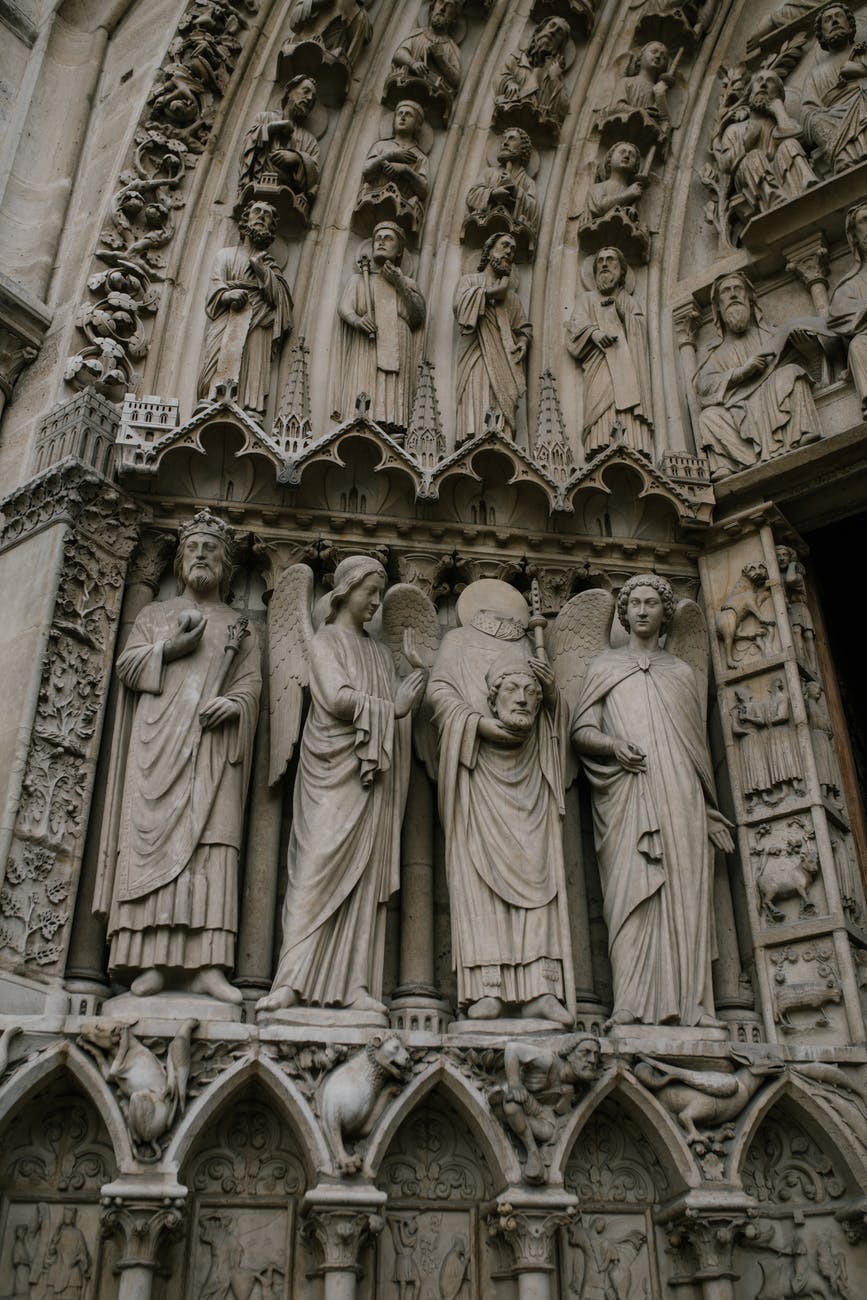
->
94 512 261 1004
570 576 734 1030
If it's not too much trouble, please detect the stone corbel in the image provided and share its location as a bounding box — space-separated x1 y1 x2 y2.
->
302 1187 386 1300
490 1194 578 1298
0 271 51 418
100 1187 186 1300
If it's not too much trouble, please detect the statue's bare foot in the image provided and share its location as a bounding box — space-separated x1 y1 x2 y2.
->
347 987 387 1014
603 1008 636 1033
522 995 573 1026
130 968 164 997
466 997 503 1019
189 967 243 1005
255 986 298 1015
696 1013 724 1029
523 1149 546 1185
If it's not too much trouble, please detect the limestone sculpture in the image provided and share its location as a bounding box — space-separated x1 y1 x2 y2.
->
352 101 430 241
426 578 575 1026
382 0 464 128
571 577 734 1030
196 201 293 414
493 17 572 145
731 678 805 809
567 246 654 459
713 68 818 218
489 1036 600 1183
453 233 531 442
804 681 841 802
319 1032 411 1171
829 200 867 418
94 512 261 1004
802 3 867 175
715 562 777 670
776 544 818 672
237 74 320 232
580 141 651 263
279 0 373 105
257 559 431 1016
607 40 675 148
334 222 426 432
633 1050 784 1146
462 127 539 259
694 271 823 479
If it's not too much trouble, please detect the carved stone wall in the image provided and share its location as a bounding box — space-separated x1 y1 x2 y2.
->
1 1 867 1297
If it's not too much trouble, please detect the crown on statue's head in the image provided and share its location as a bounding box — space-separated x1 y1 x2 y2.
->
178 509 234 549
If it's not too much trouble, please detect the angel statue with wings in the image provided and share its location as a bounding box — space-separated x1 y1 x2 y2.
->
256 555 433 1017
570 575 734 1031
427 578 587 1027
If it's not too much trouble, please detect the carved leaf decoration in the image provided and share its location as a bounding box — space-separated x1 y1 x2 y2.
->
548 588 615 785
187 1099 306 1197
564 1104 669 1203
666 599 709 728
267 563 315 785
0 1093 115 1193
378 1106 492 1201
743 1113 847 1203
763 30 810 83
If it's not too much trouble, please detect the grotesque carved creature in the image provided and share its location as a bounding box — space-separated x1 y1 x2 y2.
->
79 1018 197 1159
775 979 843 1031
633 1050 784 1146
754 822 820 923
319 1033 411 1172
714 562 776 670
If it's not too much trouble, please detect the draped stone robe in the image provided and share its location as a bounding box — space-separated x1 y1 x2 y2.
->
454 273 531 441
270 625 411 1004
567 286 653 457
572 648 719 1026
95 597 261 977
428 623 572 1010
335 265 425 427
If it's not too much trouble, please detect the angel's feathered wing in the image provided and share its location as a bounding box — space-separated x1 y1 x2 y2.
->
268 564 315 785
546 588 616 786
380 583 441 780
666 599 710 728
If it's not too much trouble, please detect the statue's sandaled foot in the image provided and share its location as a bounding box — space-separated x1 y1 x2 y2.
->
189 967 243 1004
466 997 503 1019
256 986 299 1014
603 1008 636 1033
347 987 387 1015
130 968 165 997
523 1149 546 1185
522 995 573 1026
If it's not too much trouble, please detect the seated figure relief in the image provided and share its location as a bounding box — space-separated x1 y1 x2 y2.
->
493 17 572 146
531 0 598 43
829 200 867 419
578 140 652 264
277 0 373 105
802 2 867 175
599 40 677 153
382 0 464 128
462 127 539 259
694 271 827 480
237 74 320 235
352 100 431 243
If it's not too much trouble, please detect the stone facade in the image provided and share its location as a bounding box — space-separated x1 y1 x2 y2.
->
1 2 867 1297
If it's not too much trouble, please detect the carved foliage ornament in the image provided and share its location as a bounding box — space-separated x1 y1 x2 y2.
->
65 0 260 397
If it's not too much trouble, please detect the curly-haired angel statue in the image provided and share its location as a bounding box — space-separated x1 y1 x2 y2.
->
570 575 734 1030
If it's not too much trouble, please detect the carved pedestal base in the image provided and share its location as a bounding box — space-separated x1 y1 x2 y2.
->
101 992 243 1023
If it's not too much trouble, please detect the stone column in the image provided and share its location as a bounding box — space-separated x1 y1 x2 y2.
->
665 1210 750 1300
563 790 603 1019
302 1189 385 1300
672 296 703 451
491 1197 577 1300
66 529 175 1001
100 1191 185 1300
785 235 831 384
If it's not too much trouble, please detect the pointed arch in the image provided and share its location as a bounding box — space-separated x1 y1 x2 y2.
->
730 1072 867 1195
0 1041 133 1172
164 1051 330 1181
551 1064 699 1196
364 1056 520 1189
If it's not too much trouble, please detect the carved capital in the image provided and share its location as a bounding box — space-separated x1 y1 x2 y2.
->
490 1200 577 1272
100 1195 185 1271
253 536 321 594
396 550 449 600
666 1211 752 1283
784 234 830 293
672 298 702 352
0 461 143 555
127 529 176 594
302 1204 384 1274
